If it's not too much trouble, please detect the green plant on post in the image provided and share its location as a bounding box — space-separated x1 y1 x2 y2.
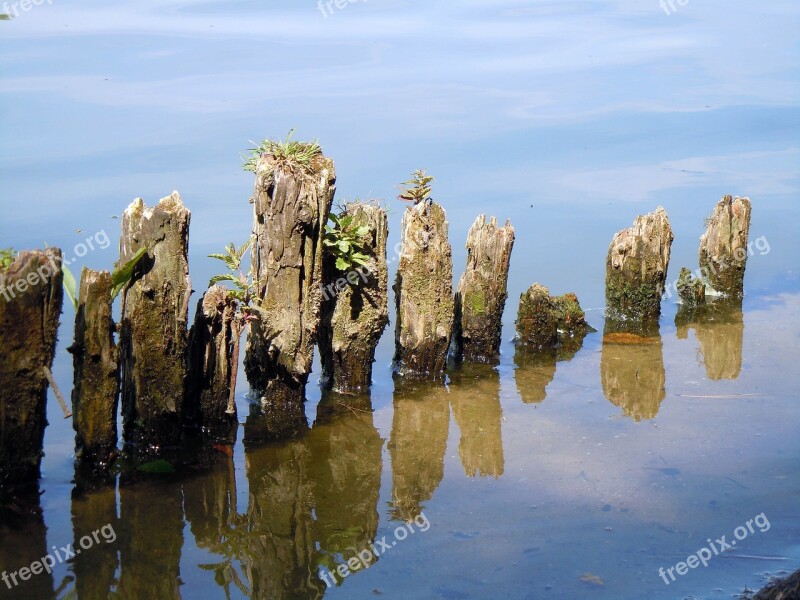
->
0 248 16 271
208 237 265 414
323 213 371 280
241 129 322 174
61 247 148 311
398 169 434 205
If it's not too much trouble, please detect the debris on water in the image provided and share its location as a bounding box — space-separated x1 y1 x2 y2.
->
580 573 605 586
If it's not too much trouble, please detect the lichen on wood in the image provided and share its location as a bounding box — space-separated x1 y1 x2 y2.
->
244 150 336 425
119 192 192 457
699 195 751 297
319 202 389 393
70 268 119 477
605 206 673 320
392 200 454 378
0 248 63 486
452 215 515 364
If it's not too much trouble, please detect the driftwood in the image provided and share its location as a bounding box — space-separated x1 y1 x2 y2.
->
119 192 192 456
244 152 336 431
393 201 454 377
0 248 63 486
605 207 673 320
699 195 752 297
453 215 515 363
70 268 119 477
186 285 238 443
319 203 389 393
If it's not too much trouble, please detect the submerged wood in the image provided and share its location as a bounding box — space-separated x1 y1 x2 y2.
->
0 248 63 486
186 285 238 443
453 215 515 363
393 200 454 378
119 192 192 456
70 268 119 477
699 195 752 297
244 152 336 430
319 202 389 393
516 283 589 349
605 206 673 320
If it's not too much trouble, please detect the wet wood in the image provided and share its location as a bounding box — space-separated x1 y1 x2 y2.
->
605 206 673 320
119 192 192 456
393 200 454 378
0 248 63 486
319 202 389 393
453 215 515 364
676 266 706 307
516 283 589 349
699 195 751 297
70 268 119 477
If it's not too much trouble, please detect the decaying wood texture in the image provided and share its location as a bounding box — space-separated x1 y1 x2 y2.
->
605 206 673 320
516 283 589 349
244 152 336 420
119 192 192 456
393 200 454 377
186 285 238 443
0 248 63 486
699 195 752 297
319 202 389 393
676 266 706 307
70 268 119 476
453 215 515 363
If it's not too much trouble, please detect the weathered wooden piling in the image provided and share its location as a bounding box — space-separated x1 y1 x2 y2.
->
70 268 119 477
244 149 336 420
676 267 706 307
453 215 515 363
516 283 589 349
186 285 238 443
319 202 389 393
393 201 454 377
0 248 63 486
699 195 751 297
119 192 191 455
605 206 673 320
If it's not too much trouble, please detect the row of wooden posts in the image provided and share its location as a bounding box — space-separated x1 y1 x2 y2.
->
0 142 752 488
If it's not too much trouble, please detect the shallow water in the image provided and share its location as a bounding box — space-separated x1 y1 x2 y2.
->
1 1 799 599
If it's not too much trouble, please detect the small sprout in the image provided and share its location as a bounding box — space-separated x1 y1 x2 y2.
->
241 129 322 173
0 248 16 271
398 169 434 204
323 213 371 282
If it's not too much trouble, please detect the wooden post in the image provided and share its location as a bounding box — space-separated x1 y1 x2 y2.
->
319 202 389 393
453 215 514 363
70 268 119 478
699 195 752 297
119 192 191 456
516 283 590 349
0 248 63 486
244 151 336 422
393 201 454 378
186 285 238 444
605 207 673 320
676 267 706 307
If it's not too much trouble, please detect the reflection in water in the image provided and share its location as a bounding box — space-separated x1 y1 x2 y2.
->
513 332 587 404
71 484 118 599
0 486 53 600
448 364 504 478
601 320 666 421
389 379 450 521
676 298 744 380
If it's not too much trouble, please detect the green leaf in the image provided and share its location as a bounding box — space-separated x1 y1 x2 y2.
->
335 257 350 271
62 264 78 311
355 226 370 237
209 273 237 286
111 247 147 299
337 240 350 253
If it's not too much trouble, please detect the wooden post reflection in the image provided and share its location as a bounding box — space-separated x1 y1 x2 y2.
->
676 298 744 380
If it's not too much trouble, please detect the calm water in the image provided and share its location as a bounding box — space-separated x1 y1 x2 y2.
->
1 1 799 599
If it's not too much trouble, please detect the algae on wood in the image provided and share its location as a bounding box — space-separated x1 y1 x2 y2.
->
699 195 752 297
119 192 192 456
605 207 673 320
319 203 389 393
516 283 589 349
70 268 119 477
186 285 238 443
676 266 706 307
244 150 336 424
393 201 454 377
0 248 63 486
453 215 515 363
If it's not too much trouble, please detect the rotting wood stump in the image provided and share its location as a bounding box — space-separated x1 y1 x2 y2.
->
393 200 454 378
676 266 706 307
605 206 673 320
452 215 514 364
70 268 119 478
516 283 590 349
119 192 192 457
699 195 751 297
319 202 389 393
244 150 336 440
0 248 63 486
186 285 238 444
